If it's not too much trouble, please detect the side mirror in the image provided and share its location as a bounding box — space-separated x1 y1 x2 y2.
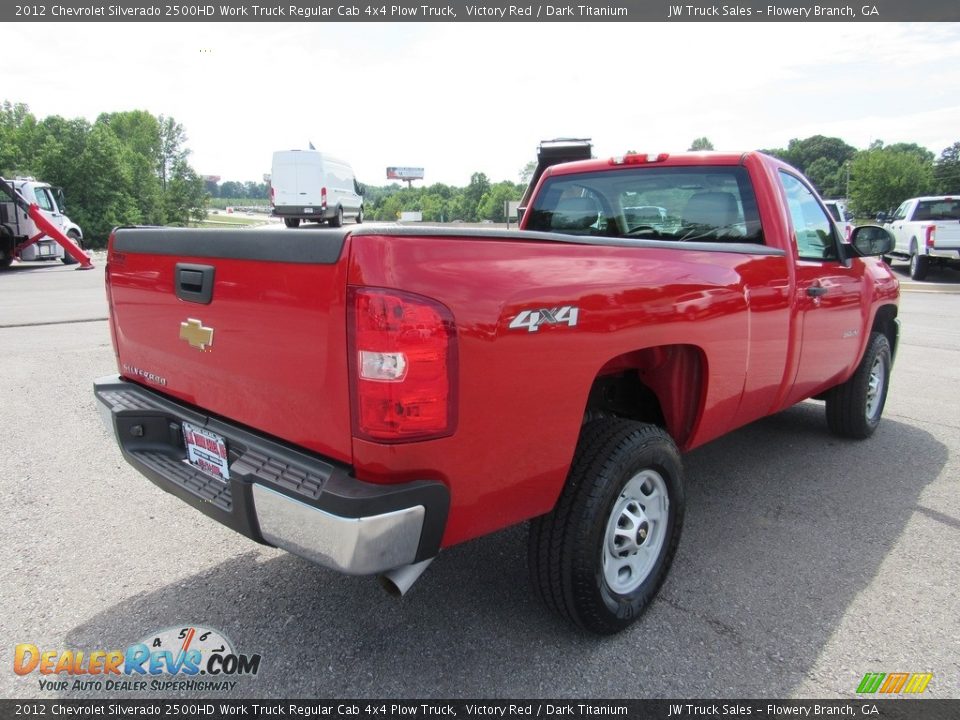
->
850 225 894 256
874 212 888 224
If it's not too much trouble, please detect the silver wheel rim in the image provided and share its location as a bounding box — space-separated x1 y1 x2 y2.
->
602 469 669 594
865 353 886 420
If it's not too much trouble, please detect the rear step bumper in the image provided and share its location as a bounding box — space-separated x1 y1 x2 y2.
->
93 375 449 575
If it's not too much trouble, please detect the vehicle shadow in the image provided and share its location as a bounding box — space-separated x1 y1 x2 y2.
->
890 261 960 284
59 405 946 699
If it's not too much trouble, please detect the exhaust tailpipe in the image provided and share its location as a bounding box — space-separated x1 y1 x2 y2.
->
378 558 434 597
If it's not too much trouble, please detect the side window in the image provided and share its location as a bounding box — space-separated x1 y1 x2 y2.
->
779 171 839 261
34 188 55 212
892 202 910 221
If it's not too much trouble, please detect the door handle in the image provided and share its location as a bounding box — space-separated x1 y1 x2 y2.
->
175 263 215 304
807 286 828 298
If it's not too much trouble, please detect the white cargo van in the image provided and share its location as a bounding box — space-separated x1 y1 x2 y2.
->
270 150 364 228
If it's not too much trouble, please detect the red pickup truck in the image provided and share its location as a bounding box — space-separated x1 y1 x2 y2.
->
95 151 899 634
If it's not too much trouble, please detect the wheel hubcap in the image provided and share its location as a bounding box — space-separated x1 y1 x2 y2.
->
866 354 885 420
602 470 669 594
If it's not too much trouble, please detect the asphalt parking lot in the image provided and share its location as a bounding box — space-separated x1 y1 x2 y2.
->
1 254 958 700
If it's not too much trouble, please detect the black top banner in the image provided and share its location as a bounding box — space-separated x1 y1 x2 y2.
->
4 0 960 22
0 700 958 719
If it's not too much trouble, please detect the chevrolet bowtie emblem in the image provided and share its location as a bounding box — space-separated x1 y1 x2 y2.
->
179 318 214 351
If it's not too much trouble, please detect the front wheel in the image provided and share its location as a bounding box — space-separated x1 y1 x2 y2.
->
825 332 892 439
61 230 83 265
528 419 685 635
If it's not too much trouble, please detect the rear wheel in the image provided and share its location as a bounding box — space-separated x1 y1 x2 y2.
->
0 227 13 268
825 332 891 439
356 206 363 224
283 218 300 228
329 206 343 228
909 241 929 280
528 419 685 635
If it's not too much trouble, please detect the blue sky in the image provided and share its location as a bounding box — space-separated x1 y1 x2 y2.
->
8 22 960 186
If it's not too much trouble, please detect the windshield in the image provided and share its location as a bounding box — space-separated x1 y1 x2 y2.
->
913 199 960 221
525 166 764 244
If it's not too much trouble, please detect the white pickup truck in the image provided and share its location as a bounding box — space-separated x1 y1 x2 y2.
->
880 196 960 280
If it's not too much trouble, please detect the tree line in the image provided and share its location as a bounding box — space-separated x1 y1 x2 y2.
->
4 100 959 244
0 101 206 245
755 135 960 215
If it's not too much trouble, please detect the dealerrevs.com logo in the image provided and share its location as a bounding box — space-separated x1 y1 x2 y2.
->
13 626 261 693
856 672 933 694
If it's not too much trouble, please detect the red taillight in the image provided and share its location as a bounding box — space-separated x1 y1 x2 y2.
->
925 225 936 249
321 187 327 210
348 287 458 443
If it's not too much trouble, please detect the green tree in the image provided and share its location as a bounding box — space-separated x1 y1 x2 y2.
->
157 115 189 192
849 147 935 215
934 142 960 194
519 160 537 184
69 123 141 239
477 181 523 222
0 101 38 175
804 157 847 198
766 135 856 175
688 137 714 151
97 111 165 224
461 172 491 222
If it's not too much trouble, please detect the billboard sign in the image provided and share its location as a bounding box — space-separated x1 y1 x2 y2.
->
387 167 425 180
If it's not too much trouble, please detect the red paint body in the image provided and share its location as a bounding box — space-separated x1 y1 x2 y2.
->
106 152 898 549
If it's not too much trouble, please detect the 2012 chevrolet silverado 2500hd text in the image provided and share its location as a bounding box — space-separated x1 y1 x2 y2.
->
95 151 899 634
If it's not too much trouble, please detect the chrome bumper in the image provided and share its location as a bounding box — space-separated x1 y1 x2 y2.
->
94 375 448 576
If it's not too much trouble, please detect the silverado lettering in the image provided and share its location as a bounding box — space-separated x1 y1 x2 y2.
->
95 150 899 634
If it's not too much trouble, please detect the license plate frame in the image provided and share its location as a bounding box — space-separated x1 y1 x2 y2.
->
182 421 230 482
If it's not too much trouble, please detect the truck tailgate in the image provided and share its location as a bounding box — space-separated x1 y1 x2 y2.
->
107 228 353 464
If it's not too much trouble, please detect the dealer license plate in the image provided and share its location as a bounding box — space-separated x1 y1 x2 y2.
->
182 422 230 482
303 207 313 213
39 244 54 256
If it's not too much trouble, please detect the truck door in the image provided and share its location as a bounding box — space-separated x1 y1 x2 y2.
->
887 201 911 254
778 171 866 403
33 186 67 234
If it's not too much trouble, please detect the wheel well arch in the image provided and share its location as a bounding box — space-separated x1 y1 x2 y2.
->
872 304 899 360
584 344 706 448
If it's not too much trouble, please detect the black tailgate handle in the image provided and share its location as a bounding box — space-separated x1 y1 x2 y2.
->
175 263 215 304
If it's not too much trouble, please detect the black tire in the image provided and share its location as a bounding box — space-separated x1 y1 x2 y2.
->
283 218 300 228
329 206 343 228
61 230 83 265
909 242 929 280
356 206 363 224
825 332 891 439
529 419 685 635
0 227 13 268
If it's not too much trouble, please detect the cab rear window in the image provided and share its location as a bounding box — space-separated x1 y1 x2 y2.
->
913 199 960 221
525 166 764 244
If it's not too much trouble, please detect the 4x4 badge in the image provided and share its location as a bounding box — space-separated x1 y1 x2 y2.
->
180 318 214 351
508 306 580 333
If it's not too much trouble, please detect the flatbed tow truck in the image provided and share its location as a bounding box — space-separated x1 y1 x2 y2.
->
0 176 92 270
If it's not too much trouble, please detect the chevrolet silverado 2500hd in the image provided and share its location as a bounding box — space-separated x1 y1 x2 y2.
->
95 151 899 634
